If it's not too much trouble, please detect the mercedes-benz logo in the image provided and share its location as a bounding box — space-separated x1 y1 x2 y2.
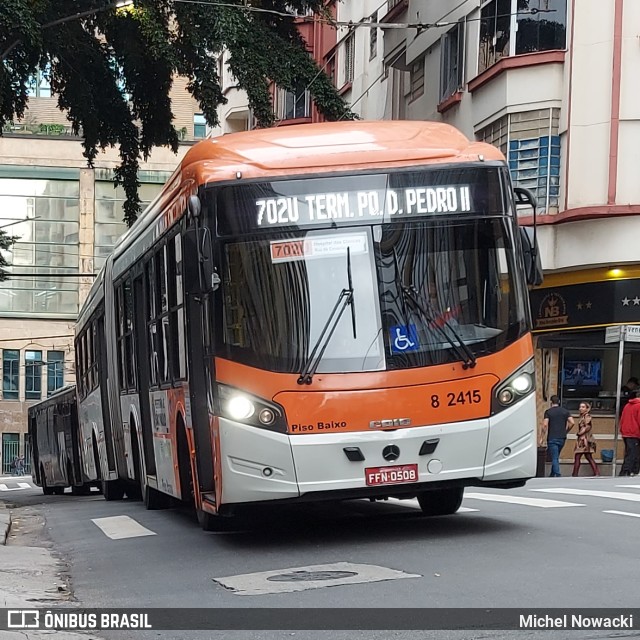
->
382 445 400 461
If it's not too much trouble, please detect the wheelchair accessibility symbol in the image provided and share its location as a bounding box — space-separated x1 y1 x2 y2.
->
390 324 419 353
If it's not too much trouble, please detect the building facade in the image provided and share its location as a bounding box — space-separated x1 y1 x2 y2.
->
211 3 338 135
0 77 202 473
337 0 640 467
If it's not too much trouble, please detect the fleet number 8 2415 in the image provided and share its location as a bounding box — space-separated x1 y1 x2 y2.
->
431 390 482 408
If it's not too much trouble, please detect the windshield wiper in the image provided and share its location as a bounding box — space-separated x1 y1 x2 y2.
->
297 248 357 385
401 285 477 369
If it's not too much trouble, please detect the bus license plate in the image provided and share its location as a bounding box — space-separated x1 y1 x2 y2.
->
365 464 419 486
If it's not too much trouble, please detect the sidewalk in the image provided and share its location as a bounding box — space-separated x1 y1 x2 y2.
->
0 501 101 639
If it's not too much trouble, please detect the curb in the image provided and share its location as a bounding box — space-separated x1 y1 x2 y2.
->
0 511 11 545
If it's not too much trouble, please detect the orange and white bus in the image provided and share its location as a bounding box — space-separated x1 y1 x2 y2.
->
74 120 541 529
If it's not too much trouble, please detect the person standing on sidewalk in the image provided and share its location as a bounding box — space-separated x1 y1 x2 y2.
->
541 395 574 477
619 391 640 476
573 401 600 476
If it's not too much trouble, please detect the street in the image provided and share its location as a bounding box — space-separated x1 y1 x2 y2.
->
2 475 640 639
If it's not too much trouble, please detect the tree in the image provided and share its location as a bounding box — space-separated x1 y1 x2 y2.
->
0 229 17 282
0 1 355 225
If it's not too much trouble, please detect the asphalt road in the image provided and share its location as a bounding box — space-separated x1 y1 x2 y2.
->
4 475 640 640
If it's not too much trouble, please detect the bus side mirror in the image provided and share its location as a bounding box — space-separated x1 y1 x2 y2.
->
520 226 543 287
184 227 220 296
514 187 543 286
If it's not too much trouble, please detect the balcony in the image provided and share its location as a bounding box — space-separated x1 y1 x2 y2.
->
381 0 408 23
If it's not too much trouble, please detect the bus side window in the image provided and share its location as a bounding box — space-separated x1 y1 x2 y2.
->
123 279 136 391
146 258 159 387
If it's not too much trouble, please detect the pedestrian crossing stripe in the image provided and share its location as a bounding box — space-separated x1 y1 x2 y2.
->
533 488 640 503
464 492 584 508
604 510 640 518
0 482 32 492
92 516 156 540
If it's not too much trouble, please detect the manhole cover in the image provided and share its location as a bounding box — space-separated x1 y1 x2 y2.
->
267 570 358 582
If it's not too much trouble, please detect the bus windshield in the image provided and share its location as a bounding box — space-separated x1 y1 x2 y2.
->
211 172 528 373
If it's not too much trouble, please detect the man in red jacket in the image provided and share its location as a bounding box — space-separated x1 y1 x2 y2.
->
619 391 640 476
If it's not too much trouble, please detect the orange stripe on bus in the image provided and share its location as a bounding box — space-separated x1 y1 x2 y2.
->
214 334 532 403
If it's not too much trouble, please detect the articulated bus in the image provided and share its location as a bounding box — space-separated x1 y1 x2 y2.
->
75 121 541 529
29 386 98 495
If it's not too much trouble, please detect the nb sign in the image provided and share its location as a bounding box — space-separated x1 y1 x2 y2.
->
369 418 411 429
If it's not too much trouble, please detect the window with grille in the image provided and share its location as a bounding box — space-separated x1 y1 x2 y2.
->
344 33 355 85
478 0 567 74
2 350 19 400
277 85 311 120
47 351 64 395
25 350 42 400
370 12 378 60
409 57 425 102
477 108 561 215
194 113 207 139
440 22 465 102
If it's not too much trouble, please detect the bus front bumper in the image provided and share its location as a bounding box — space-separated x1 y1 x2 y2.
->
218 393 536 506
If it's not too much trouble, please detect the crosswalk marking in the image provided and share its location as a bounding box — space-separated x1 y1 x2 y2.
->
533 488 640 503
616 485 640 489
0 482 32 492
465 492 584 508
604 510 640 519
92 516 156 540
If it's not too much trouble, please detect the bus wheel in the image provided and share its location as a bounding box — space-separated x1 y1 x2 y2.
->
53 487 65 496
197 509 230 532
41 470 54 496
417 487 464 516
102 479 126 501
71 484 91 496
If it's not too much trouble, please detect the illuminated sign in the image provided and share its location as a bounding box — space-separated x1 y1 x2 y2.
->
256 186 472 228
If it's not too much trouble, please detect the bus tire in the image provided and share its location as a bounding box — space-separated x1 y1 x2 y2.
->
143 485 171 510
71 484 91 496
197 509 229 532
102 479 126 501
41 469 54 496
417 487 464 516
53 486 65 496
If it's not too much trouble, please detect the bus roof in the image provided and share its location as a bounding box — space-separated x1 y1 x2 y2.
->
181 120 504 184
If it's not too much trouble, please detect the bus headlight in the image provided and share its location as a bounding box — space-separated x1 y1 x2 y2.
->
216 384 288 433
227 395 255 421
492 359 535 413
511 373 532 394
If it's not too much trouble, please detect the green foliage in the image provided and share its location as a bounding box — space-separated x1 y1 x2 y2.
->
0 0 355 226
0 229 17 281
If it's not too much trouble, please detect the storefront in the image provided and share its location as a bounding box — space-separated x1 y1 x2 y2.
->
530 271 640 470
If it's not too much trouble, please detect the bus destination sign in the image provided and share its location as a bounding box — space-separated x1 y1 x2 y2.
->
256 185 472 228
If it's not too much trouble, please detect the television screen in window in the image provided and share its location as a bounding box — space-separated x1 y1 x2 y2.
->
563 360 602 386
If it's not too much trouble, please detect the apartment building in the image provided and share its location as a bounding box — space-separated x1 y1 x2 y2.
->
337 0 640 465
0 76 202 472
211 4 338 135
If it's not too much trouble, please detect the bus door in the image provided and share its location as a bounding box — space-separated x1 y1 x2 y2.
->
96 316 116 474
183 220 215 500
133 274 156 476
